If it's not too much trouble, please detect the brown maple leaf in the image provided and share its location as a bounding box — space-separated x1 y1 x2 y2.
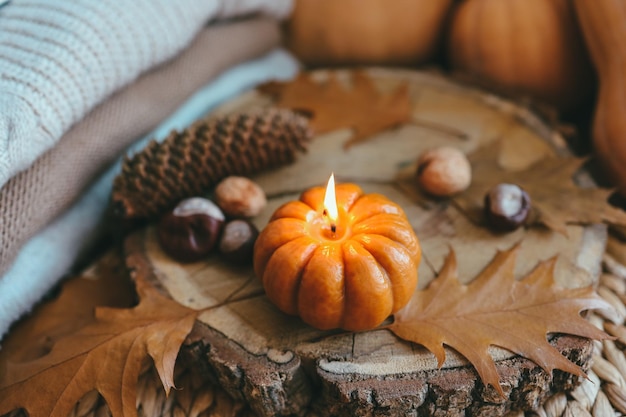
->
258 71 412 148
454 144 626 234
0 255 199 417
388 245 612 395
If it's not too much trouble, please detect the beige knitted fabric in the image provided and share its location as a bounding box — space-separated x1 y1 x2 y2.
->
0 17 281 276
0 0 292 188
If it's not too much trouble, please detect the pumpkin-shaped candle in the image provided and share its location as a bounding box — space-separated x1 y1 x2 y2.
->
253 174 421 331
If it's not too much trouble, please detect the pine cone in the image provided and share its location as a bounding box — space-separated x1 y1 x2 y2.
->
111 108 311 219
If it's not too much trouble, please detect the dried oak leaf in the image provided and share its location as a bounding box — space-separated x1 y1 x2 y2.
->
388 245 611 395
258 71 412 148
0 250 135 368
0 260 199 417
454 144 626 234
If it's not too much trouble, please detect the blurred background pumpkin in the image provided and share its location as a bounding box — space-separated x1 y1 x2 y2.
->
446 0 595 113
574 0 626 195
283 0 454 66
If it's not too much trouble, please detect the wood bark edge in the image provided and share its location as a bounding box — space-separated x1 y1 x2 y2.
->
124 231 594 416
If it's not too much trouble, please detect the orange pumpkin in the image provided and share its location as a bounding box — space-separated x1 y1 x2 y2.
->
447 0 595 112
574 0 626 195
253 183 421 331
284 0 454 66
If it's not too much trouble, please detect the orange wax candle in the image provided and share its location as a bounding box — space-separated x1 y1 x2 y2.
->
253 174 421 331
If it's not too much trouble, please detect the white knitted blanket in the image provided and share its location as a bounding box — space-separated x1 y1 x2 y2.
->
0 0 292 188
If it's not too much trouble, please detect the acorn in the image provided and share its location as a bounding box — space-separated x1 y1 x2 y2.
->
215 176 267 218
416 146 472 197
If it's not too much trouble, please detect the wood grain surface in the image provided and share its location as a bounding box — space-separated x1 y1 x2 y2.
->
124 68 606 416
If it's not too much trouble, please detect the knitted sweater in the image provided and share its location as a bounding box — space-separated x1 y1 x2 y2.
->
0 0 292 188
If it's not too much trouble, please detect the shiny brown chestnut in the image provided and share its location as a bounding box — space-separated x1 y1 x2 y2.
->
484 183 531 232
218 219 259 265
157 197 225 262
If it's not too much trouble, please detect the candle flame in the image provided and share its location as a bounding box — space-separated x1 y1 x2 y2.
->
323 173 338 226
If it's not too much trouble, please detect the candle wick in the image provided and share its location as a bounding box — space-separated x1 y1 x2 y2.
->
323 209 336 234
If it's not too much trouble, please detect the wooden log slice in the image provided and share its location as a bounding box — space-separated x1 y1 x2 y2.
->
123 68 606 417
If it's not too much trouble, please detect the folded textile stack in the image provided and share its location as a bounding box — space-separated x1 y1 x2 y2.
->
0 0 298 339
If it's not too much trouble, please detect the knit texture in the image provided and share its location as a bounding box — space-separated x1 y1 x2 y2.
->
0 17 282 276
0 0 292 188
